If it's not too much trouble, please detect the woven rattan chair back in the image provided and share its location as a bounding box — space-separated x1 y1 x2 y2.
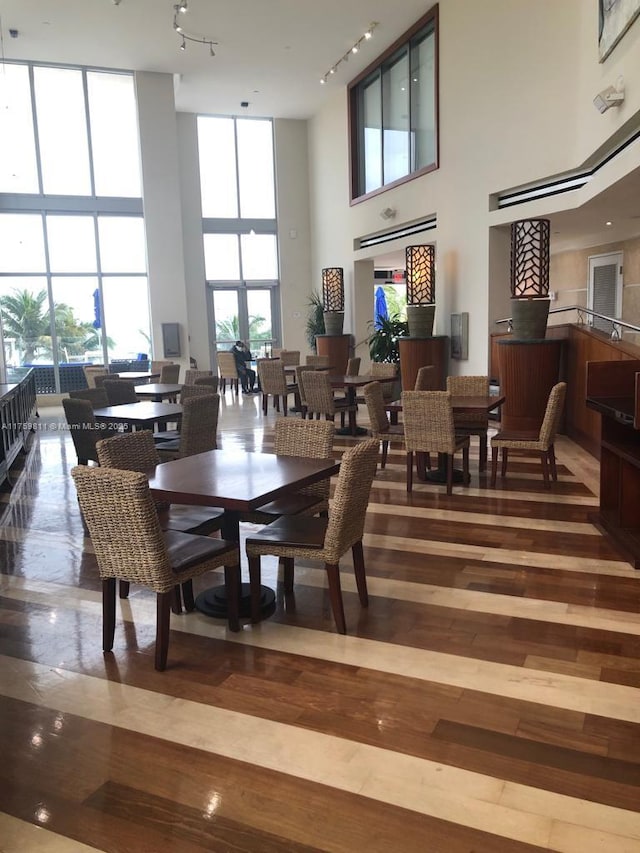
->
103 379 138 406
323 439 379 563
180 383 214 402
279 350 300 367
97 429 160 472
151 360 173 375
185 368 214 385
346 357 361 376
446 375 489 426
62 397 104 464
414 365 437 391
303 371 338 417
539 382 567 447
402 391 457 454
92 372 114 389
362 382 390 435
68 388 109 409
178 393 219 457
159 363 180 383
259 359 289 396
274 418 335 502
294 365 314 409
194 375 219 392
216 353 239 394
370 362 397 402
305 355 330 368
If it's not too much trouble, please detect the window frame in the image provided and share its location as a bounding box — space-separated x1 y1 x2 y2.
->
348 4 439 203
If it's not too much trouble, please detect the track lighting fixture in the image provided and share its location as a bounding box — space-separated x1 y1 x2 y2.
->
319 22 378 85
172 2 217 56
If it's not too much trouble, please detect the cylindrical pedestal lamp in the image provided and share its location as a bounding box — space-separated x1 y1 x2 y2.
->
406 245 435 338
510 219 551 340
322 267 345 335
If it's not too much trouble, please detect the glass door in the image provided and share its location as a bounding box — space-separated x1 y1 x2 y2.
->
209 285 278 362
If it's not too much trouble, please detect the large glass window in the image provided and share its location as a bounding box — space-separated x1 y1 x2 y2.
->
0 62 147 391
198 115 281 358
350 9 438 200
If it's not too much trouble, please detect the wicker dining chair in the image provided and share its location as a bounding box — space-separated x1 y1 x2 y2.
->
241 419 335 525
490 382 567 489
245 439 379 633
371 362 398 402
103 379 139 406
362 381 405 469
68 388 109 409
159 363 180 384
414 365 437 390
71 466 240 669
180 383 214 402
92 371 116 389
216 354 239 394
402 391 470 495
62 397 119 465
305 354 330 368
279 350 300 367
258 359 297 416
151 359 172 375
96 429 225 537
346 357 361 376
156 393 219 459
185 368 215 386
446 375 490 471
303 371 356 426
294 365 315 418
194 374 219 393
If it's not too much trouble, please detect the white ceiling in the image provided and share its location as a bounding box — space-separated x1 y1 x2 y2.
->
2 0 639 265
0 0 428 118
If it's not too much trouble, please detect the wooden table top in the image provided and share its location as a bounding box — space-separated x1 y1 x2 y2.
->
93 401 183 426
134 383 183 397
386 394 505 413
329 374 396 388
148 449 340 512
119 371 160 382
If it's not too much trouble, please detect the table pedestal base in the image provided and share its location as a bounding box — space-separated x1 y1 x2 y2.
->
335 425 368 437
195 583 276 620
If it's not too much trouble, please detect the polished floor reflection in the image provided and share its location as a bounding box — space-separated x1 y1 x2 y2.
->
2 393 640 852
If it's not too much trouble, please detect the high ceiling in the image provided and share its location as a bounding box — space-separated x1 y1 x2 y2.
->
0 0 428 118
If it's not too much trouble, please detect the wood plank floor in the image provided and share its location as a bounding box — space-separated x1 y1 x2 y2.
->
1 394 640 852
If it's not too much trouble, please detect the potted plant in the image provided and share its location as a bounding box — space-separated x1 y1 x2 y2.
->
306 292 326 352
368 314 408 363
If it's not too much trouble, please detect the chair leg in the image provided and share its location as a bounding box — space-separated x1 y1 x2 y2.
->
283 398 288 416
224 562 241 631
406 451 413 492
446 454 453 496
102 578 116 653
283 557 295 593
119 580 130 599
479 432 488 472
325 563 346 634
501 448 508 477
182 580 195 612
490 446 498 487
262 393 268 415
171 585 182 615
248 554 262 623
381 440 389 469
352 541 368 606
462 445 470 484
549 444 558 480
540 452 550 489
340 411 346 429
155 591 172 671
220 378 226 394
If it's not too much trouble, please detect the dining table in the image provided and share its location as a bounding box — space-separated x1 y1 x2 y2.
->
93 401 183 433
386 393 505 482
147 448 341 624
118 370 160 383
329 374 397 436
134 383 182 402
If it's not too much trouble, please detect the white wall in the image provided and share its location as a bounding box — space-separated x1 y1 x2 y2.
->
308 0 640 374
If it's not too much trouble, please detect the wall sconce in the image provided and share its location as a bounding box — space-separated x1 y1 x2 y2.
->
405 245 435 337
321 267 345 334
510 218 551 339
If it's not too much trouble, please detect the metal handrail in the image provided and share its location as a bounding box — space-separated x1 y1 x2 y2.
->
495 304 640 342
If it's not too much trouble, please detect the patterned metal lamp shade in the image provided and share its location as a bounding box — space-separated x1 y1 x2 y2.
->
321 268 344 312
510 219 550 298
405 245 435 305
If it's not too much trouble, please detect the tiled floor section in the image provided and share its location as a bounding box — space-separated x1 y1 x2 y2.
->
1 394 640 852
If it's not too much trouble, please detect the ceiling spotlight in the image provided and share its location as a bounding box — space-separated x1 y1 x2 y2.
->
177 2 188 12
352 44 359 54
209 42 215 56
364 30 372 39
180 37 186 50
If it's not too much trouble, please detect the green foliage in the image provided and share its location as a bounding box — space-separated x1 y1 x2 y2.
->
305 292 325 352
368 314 408 363
215 314 272 344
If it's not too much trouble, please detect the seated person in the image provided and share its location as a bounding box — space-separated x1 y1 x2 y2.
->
231 340 257 392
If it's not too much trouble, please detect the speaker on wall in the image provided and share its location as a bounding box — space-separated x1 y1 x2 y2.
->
162 323 181 358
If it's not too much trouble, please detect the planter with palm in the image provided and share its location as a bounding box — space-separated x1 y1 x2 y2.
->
305 292 325 352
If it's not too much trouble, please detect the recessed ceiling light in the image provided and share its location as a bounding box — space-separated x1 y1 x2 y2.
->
605 220 613 226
